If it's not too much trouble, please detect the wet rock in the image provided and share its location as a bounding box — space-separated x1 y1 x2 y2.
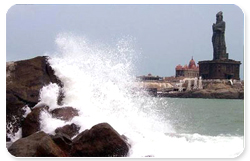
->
51 132 72 155
6 56 63 138
71 123 130 157
51 107 79 121
121 134 131 148
6 135 11 142
22 106 49 137
55 123 80 138
8 131 68 157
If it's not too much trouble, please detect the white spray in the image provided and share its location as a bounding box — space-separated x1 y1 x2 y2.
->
37 33 243 158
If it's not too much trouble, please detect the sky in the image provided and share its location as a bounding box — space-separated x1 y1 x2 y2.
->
6 4 244 79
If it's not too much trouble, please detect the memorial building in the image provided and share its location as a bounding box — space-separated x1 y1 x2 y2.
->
198 11 241 80
175 57 199 78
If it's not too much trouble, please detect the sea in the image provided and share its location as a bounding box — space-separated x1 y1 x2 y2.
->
8 33 244 158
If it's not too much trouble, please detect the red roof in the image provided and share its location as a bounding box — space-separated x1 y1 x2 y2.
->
176 57 199 71
188 57 196 69
183 65 188 69
175 64 183 70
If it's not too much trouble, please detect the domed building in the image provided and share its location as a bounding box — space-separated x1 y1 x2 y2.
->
175 57 199 78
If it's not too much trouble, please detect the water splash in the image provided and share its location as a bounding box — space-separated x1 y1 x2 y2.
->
38 33 243 158
43 33 170 135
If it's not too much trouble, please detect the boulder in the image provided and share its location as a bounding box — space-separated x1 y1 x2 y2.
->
8 131 68 157
55 123 80 138
51 107 79 121
51 132 73 155
22 106 49 137
71 123 130 157
6 56 63 139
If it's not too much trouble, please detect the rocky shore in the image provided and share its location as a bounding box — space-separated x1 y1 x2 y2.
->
6 56 62 141
137 77 244 99
158 81 244 99
158 89 244 99
6 56 130 157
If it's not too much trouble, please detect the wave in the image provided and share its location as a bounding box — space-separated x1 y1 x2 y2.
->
32 33 244 158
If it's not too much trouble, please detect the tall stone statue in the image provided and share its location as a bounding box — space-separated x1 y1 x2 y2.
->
199 11 241 80
212 11 228 60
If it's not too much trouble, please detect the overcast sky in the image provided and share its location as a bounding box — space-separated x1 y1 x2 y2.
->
6 4 244 79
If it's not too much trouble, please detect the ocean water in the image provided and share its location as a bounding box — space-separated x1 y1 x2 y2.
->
13 33 244 158
156 98 244 136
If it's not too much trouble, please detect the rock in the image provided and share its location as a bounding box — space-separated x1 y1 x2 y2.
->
159 81 244 99
8 131 68 157
6 135 11 142
205 82 231 90
121 134 131 148
51 132 72 155
55 123 80 138
51 107 79 121
22 106 49 137
239 91 244 99
6 56 63 139
71 123 130 157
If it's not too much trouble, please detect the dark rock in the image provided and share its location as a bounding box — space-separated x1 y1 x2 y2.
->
239 91 244 99
71 123 130 157
55 123 80 138
6 56 63 139
6 135 11 142
22 106 49 138
51 107 79 121
121 134 131 147
8 131 68 157
51 132 72 155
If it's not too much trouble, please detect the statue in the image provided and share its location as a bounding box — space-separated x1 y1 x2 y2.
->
212 11 228 60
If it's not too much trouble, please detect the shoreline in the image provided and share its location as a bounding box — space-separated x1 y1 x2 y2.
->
157 90 244 99
136 78 244 100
